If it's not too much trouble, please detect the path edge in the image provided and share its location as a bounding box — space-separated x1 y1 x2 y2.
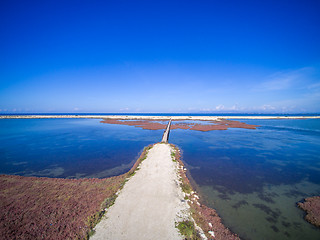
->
170 143 241 240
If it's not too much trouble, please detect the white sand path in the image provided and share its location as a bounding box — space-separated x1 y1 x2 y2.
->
91 143 189 240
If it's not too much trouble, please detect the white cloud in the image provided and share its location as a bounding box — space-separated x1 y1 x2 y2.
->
307 82 320 90
200 108 212 112
254 67 314 91
230 104 241 110
198 104 244 112
260 76 294 91
215 104 225 110
261 104 276 111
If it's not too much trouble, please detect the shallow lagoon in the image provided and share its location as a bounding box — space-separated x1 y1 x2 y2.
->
1 117 320 239
170 119 320 240
0 118 161 178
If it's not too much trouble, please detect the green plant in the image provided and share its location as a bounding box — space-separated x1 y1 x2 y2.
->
87 229 96 238
171 151 177 162
105 195 117 208
180 183 192 194
176 220 200 240
140 155 147 162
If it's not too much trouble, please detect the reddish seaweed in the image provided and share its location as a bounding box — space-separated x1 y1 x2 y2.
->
101 119 258 131
298 196 320 227
100 119 167 130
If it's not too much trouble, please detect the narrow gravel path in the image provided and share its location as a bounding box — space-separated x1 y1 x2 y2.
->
91 143 189 240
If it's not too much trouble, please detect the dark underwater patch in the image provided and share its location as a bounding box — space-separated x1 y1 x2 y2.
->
232 200 249 209
270 225 279 232
252 203 281 220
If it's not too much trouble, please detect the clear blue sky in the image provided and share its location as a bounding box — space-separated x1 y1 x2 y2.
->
1 0 320 113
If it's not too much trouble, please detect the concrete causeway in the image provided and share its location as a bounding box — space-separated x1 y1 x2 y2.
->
161 119 172 143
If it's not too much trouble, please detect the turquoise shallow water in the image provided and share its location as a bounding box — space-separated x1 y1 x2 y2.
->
0 118 161 178
170 119 320 240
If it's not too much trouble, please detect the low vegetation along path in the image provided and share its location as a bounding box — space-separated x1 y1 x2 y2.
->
91 143 190 240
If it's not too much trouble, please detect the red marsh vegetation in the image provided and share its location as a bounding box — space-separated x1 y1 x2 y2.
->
101 119 258 131
100 119 167 130
0 145 151 240
298 196 320 227
0 174 125 239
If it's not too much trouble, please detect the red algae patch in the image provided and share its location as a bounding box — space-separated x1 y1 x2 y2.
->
217 119 258 129
170 123 190 130
298 196 320 227
185 119 258 131
101 119 258 131
0 174 125 240
100 119 167 130
190 123 228 131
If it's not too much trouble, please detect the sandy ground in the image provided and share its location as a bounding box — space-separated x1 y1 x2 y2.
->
90 143 190 240
1 114 319 120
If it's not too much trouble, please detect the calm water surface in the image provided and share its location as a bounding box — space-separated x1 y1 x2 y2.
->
0 118 161 178
171 119 320 240
1 118 320 239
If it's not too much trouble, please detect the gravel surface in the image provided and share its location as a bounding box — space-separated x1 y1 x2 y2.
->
91 143 189 240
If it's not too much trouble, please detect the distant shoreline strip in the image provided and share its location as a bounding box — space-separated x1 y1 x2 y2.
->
0 115 320 120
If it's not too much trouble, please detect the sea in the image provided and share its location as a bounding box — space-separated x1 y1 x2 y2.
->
1 114 320 240
0 118 162 178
